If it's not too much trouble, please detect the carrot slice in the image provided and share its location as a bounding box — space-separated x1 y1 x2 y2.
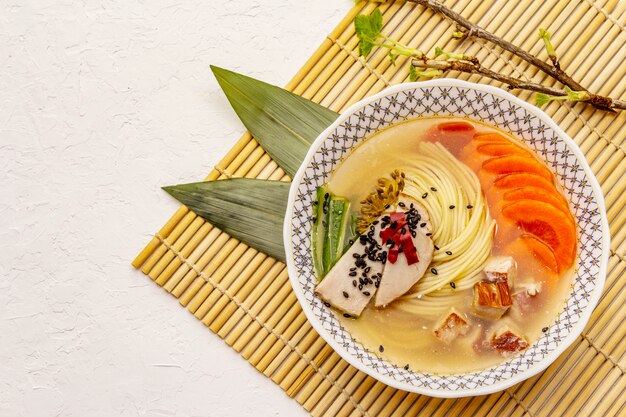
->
438 121 474 132
477 143 530 157
503 186 570 215
428 121 476 157
502 200 576 271
482 155 553 181
520 234 559 273
494 173 556 194
474 133 509 143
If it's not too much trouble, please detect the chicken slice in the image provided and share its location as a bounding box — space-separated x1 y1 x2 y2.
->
315 222 384 317
433 308 471 344
375 228 434 307
394 193 432 234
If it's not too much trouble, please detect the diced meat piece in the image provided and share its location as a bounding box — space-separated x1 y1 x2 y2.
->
395 193 432 234
483 256 517 287
433 308 471 344
490 323 529 357
375 228 434 307
315 222 385 317
512 281 542 317
471 281 513 319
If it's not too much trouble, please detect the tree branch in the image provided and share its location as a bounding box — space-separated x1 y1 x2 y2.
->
411 58 626 110
407 0 619 110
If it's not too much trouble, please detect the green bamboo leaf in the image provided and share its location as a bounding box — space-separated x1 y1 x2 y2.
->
211 66 339 177
163 179 290 261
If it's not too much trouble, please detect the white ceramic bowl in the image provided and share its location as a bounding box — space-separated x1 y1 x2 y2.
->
283 79 609 397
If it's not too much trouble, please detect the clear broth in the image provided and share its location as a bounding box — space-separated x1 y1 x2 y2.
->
326 116 574 374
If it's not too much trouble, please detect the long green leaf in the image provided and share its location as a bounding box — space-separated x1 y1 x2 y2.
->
211 66 339 177
163 179 290 261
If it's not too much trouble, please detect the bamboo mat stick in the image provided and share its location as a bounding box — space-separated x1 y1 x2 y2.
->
203 257 275 330
192 251 266 320
167 232 230 294
217 264 286 339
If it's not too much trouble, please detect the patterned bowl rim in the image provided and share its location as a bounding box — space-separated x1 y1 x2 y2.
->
283 79 610 397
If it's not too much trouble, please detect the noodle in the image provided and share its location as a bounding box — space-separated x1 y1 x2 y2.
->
396 142 495 317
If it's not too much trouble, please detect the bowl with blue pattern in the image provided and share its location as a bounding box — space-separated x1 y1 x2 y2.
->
283 79 609 397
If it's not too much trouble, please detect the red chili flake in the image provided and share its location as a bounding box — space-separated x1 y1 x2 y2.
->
388 246 399 264
379 212 419 266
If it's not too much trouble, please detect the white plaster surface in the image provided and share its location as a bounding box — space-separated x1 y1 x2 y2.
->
0 1 349 415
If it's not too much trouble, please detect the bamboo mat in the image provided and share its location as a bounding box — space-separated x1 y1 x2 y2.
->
132 1 626 415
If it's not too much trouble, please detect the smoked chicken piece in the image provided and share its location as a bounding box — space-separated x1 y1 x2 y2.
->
490 323 529 357
433 308 471 344
511 281 542 317
471 281 513 319
483 256 516 286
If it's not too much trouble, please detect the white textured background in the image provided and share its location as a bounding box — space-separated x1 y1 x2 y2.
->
0 1 348 415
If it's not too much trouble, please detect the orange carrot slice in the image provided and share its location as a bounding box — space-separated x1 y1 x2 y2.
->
494 173 556 194
477 143 530 157
502 200 576 271
474 133 509 143
482 155 553 181
503 186 570 216
429 121 476 157
520 234 559 273
438 121 474 132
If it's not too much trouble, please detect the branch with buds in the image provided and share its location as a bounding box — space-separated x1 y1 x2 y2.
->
354 3 625 111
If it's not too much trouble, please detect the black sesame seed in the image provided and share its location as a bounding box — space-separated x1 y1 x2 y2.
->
420 222 426 228
349 239 354 245
324 302 331 308
450 282 456 289
431 268 438 275
379 345 385 353
353 253 360 258
358 284 363 290
373 220 379 225
422 192 428 199
350 267 356 271
364 266 371 273
446 251 453 255
467 204 473 209
343 291 349 298
398 202 406 207
434 245 440 250
312 216 317 223
425 232 432 236
343 313 352 318
363 291 371 296
542 327 549 333
404 364 410 370
449 205 455 209
349 271 357 277
430 187 437 192
352 280 357 287
390 221 398 229
385 204 390 209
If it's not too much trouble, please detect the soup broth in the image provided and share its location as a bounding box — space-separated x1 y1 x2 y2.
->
318 117 575 374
